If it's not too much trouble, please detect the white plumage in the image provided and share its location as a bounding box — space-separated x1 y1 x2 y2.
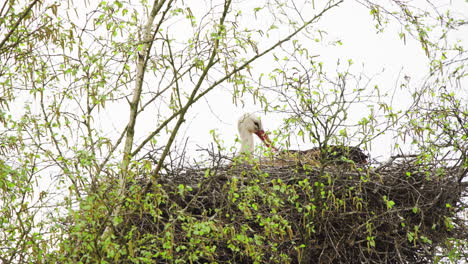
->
237 113 275 154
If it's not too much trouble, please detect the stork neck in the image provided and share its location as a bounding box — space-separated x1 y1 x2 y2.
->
239 129 254 154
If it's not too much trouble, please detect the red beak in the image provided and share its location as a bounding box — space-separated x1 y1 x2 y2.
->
255 130 278 151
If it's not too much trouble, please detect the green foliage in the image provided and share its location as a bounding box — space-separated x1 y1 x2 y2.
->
0 0 466 263
0 160 47 263
45 156 466 263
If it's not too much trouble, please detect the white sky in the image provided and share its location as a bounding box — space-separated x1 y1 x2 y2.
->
7 0 468 167
170 0 468 162
28 0 461 165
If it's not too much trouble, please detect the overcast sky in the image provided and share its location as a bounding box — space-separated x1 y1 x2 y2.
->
166 0 468 162
12 0 467 164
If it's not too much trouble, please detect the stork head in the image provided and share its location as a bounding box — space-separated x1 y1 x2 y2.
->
238 113 276 150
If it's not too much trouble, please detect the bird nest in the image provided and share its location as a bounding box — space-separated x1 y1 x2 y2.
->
116 154 467 263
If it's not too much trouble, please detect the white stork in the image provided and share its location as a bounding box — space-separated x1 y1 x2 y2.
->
237 113 368 164
237 113 276 154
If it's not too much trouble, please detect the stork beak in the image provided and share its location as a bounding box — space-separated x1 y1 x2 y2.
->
255 130 278 151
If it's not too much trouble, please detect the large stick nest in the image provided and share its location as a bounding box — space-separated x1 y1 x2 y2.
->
116 155 467 263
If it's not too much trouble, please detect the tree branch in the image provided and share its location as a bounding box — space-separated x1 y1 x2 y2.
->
0 0 40 52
